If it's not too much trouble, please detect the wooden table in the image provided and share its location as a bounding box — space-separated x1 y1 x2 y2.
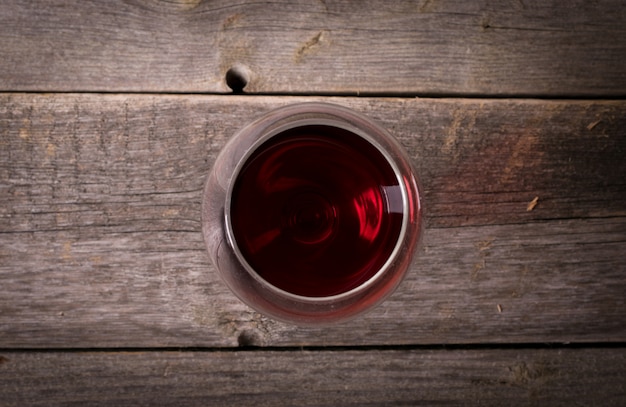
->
1 1 625 405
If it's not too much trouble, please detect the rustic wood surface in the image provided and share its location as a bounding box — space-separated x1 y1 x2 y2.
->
2 0 626 404
1 348 625 406
1 94 624 348
1 0 625 96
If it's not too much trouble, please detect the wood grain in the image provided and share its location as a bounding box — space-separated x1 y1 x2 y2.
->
1 348 625 406
1 0 625 96
1 94 625 347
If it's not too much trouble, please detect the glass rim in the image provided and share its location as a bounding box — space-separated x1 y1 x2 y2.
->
223 113 411 303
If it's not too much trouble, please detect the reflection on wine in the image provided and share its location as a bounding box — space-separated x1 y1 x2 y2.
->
203 103 422 325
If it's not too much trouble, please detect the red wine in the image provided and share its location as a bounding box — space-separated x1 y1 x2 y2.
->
230 125 404 297
203 102 422 324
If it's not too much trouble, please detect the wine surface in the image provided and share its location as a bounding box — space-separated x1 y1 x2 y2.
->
230 125 404 297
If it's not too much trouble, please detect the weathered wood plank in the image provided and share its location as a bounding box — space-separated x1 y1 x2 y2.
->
1 94 625 347
1 0 625 96
1 348 625 406
1 94 624 230
1 219 624 347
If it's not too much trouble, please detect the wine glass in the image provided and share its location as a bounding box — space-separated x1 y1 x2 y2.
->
202 102 423 325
